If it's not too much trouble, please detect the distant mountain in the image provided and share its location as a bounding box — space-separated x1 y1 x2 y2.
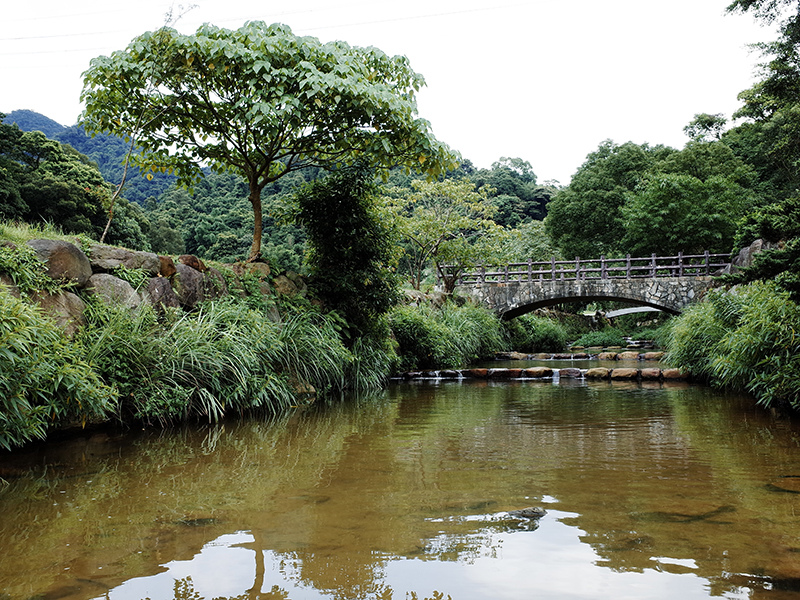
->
2 109 65 137
2 109 175 204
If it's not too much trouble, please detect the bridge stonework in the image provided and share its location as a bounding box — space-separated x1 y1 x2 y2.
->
454 276 716 319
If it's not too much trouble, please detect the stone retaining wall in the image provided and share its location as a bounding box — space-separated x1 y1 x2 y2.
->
2 239 303 335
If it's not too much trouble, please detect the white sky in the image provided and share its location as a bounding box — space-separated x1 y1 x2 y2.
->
1 0 775 184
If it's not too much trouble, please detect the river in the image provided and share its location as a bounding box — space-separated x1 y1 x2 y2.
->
1 363 800 600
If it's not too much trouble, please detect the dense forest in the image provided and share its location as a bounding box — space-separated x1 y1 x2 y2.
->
2 1 800 449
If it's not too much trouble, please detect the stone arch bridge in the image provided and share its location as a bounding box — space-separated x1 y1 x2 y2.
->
442 253 730 319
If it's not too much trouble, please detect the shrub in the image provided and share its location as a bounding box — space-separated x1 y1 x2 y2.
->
0 290 115 449
572 329 627 348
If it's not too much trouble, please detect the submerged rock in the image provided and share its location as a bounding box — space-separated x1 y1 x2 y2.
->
507 506 547 519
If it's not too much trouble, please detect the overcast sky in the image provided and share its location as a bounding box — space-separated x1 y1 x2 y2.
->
1 0 774 184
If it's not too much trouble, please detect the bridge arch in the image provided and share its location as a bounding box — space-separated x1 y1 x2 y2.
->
445 253 729 320
487 278 706 320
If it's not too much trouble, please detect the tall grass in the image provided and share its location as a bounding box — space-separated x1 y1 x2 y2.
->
666 281 800 410
77 297 393 425
0 290 115 449
389 303 505 370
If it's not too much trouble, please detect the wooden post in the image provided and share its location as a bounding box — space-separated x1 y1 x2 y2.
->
678 252 683 277
480 263 486 284
650 253 657 278
504 264 509 283
601 255 606 279
626 254 631 279
551 256 556 280
527 258 532 282
575 257 580 280
704 250 710 275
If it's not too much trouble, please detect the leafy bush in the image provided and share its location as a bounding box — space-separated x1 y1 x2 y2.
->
504 313 567 353
0 290 115 449
572 329 627 348
389 303 504 370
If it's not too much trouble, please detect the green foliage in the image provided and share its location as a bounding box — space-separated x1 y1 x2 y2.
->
0 243 64 296
684 113 727 142
546 140 672 258
294 166 401 340
469 157 557 227
389 303 505 370
503 313 567 353
81 22 457 259
385 179 505 293
77 299 290 422
621 172 751 255
726 194 800 301
0 290 115 449
666 281 800 409
547 138 760 258
111 264 149 290
572 329 627 349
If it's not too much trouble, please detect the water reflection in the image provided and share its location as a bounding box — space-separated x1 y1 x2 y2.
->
1 381 799 599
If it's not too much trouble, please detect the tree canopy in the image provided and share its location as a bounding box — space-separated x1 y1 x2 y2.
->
81 22 457 261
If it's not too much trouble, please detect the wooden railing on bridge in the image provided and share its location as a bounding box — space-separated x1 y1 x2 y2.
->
445 252 732 286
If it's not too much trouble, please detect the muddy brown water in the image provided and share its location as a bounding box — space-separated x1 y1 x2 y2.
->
2 373 800 599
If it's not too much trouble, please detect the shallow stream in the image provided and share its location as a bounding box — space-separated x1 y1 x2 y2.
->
2 372 800 599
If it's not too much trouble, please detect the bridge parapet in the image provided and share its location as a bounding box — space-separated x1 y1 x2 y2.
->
444 253 730 319
451 252 730 285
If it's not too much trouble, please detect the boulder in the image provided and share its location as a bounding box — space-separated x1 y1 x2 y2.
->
159 256 177 278
179 254 207 272
496 351 531 360
0 274 20 298
523 367 553 379
597 352 618 360
142 277 181 311
172 264 205 309
618 351 641 361
31 290 86 337
488 368 523 379
558 367 582 379
203 267 229 300
610 368 639 380
86 244 160 275
643 352 665 361
662 368 688 380
273 273 301 297
26 239 92 287
462 368 489 379
85 273 141 310
731 239 775 271
640 368 662 380
244 261 271 280
585 367 611 379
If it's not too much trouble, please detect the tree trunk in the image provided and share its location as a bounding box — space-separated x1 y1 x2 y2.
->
248 184 263 262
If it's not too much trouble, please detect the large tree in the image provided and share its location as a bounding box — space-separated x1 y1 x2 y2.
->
81 22 456 261
385 179 505 293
